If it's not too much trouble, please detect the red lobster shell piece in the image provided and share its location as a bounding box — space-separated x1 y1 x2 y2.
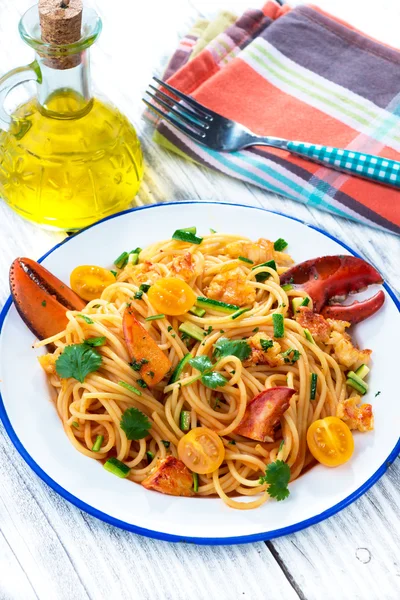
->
10 257 86 341
234 387 296 442
280 255 385 324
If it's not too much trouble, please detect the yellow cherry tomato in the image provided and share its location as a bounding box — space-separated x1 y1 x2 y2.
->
307 416 354 467
178 427 225 474
70 265 115 301
147 277 196 316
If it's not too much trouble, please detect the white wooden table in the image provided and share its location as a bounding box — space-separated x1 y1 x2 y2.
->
0 1 399 598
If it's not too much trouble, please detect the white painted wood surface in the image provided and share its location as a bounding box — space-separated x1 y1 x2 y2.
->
0 1 399 598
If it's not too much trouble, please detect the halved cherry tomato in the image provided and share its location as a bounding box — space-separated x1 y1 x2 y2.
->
148 277 196 316
70 265 115 301
307 416 354 467
178 427 225 474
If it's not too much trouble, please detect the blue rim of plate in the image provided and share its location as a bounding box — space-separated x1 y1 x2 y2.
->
0 201 399 545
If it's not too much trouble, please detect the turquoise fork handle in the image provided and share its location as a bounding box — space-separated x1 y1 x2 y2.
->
287 141 400 188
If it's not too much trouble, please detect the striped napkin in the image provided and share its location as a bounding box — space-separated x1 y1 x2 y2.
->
154 1 400 235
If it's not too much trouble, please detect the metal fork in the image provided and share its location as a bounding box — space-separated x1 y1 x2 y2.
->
143 76 400 189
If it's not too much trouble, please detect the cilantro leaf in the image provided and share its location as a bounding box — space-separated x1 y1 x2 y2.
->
260 339 274 351
281 348 300 364
77 314 94 325
55 344 102 383
84 336 106 347
259 460 290 501
189 356 213 373
201 372 228 389
213 337 251 361
120 407 151 440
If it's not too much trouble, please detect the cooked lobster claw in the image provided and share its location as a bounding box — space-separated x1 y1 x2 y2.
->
280 255 385 324
10 257 85 341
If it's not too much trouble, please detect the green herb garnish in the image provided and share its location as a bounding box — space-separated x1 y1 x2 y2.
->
145 314 165 321
162 440 170 448
77 314 94 325
130 358 149 372
120 407 151 440
41 300 47 307
92 435 103 452
189 356 228 390
55 344 102 383
114 251 129 269
281 348 300 364
274 238 288 251
137 378 148 388
259 460 290 501
213 337 251 361
84 336 106 347
140 284 151 293
134 290 144 300
260 339 274 351
118 380 142 396
172 227 203 245
238 256 254 264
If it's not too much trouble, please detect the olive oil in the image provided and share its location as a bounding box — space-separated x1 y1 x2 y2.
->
0 4 143 230
0 91 143 230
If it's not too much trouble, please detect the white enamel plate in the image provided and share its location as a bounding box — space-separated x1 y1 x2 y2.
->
0 202 399 544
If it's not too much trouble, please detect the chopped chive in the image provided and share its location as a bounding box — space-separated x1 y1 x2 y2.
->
139 284 151 293
252 259 277 283
252 327 259 333
210 228 217 234
180 410 191 431
304 329 315 344
92 435 104 452
103 457 130 478
228 440 236 445
231 307 250 320
238 256 254 264
281 283 293 292
272 313 284 338
146 450 155 463
132 247 142 254
114 251 129 269
172 228 203 245
128 253 139 266
134 290 143 300
118 380 142 396
77 314 94 325
145 314 165 321
300 296 310 307
110 270 117 278
310 373 318 400
84 336 106 347
278 440 285 452
189 305 206 318
193 472 199 493
162 440 170 448
274 238 288 251
137 379 148 388
72 421 79 429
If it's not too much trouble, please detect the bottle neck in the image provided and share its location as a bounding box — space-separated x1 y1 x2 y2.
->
36 51 92 119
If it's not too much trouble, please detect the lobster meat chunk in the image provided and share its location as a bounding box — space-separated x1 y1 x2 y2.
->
142 456 194 497
10 257 85 341
234 387 295 442
280 255 385 324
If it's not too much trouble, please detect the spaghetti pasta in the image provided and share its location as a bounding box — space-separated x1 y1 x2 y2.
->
36 232 373 509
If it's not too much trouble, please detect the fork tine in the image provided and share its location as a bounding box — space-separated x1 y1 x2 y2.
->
152 76 213 121
142 98 206 143
148 85 209 125
145 89 209 130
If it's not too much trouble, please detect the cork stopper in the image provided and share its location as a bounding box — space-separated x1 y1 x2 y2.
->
39 0 83 69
